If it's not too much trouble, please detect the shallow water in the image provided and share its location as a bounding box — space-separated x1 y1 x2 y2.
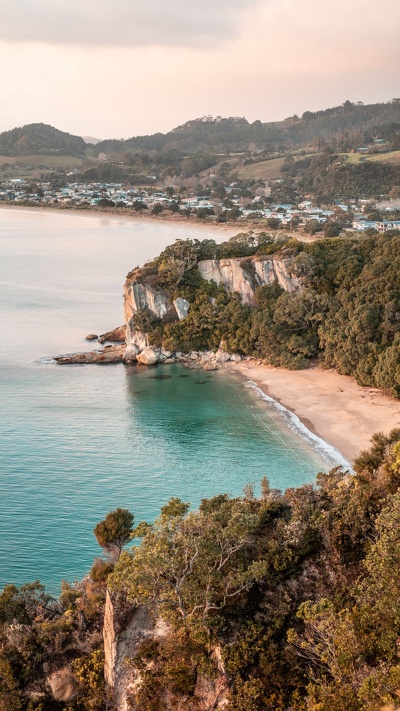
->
0 209 339 594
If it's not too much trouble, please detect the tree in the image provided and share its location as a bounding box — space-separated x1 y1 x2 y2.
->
94 508 134 560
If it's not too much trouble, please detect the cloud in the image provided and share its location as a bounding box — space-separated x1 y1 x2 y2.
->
0 0 259 48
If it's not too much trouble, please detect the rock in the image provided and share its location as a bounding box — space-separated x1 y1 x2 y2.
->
173 297 190 320
47 666 77 702
163 357 177 364
85 333 98 341
215 349 230 363
229 353 242 363
55 344 126 365
189 351 199 361
161 348 172 358
123 343 140 362
203 363 218 371
136 346 160 365
125 280 173 321
197 256 302 305
104 590 169 710
98 325 126 344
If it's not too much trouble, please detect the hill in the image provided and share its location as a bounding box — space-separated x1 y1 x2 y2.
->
92 99 400 158
0 123 86 157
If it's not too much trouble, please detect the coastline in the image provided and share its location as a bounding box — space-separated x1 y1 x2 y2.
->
0 203 240 239
228 362 400 463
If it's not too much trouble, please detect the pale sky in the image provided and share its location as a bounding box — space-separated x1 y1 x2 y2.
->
0 0 399 139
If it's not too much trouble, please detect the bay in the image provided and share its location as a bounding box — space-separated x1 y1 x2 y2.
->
0 208 335 594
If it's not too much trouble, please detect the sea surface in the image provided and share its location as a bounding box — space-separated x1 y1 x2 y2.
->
0 208 343 595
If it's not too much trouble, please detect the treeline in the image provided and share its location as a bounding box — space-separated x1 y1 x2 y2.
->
2 430 400 709
131 233 400 396
92 100 400 157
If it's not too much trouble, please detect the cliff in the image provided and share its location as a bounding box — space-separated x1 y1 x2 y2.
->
123 255 302 350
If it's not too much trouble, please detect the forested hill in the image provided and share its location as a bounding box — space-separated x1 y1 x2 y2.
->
0 123 86 156
94 99 400 156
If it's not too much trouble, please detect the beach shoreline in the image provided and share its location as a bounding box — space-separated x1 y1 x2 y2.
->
225 361 400 463
0 202 241 238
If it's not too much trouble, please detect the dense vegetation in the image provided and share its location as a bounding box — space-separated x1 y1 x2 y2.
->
0 123 86 157
110 429 400 711
283 152 400 199
3 432 400 708
129 232 400 396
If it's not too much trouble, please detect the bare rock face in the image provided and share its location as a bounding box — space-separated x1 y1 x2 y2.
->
198 259 255 304
136 346 160 365
198 256 302 305
98 325 126 344
125 281 173 321
104 590 169 711
193 646 230 710
47 666 77 702
173 297 190 320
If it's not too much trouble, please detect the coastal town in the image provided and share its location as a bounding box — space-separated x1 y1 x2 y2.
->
1 177 400 234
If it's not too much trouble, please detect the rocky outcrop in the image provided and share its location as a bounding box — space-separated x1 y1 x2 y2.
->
54 344 126 364
46 666 77 702
197 256 301 305
173 297 190 320
98 325 126 344
103 590 169 711
103 590 229 711
128 282 172 320
136 346 160 366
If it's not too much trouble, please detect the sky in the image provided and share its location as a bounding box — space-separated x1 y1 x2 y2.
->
0 0 399 140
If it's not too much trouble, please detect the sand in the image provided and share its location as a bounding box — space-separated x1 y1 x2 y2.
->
229 362 400 464
0 203 241 238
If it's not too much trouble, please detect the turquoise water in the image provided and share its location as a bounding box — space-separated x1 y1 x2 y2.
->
0 209 339 595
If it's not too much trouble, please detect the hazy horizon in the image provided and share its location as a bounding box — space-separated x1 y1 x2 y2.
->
0 0 399 139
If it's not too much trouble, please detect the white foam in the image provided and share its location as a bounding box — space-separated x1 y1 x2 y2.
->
245 380 351 471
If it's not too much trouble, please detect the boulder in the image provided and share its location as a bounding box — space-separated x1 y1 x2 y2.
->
98 325 126 344
173 297 190 321
123 343 140 362
203 363 218 371
215 349 230 363
85 333 98 341
229 353 242 363
136 347 160 365
47 666 77 702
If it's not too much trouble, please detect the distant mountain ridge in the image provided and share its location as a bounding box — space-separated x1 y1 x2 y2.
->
1 100 400 159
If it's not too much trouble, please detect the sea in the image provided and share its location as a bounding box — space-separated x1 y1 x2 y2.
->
0 208 346 595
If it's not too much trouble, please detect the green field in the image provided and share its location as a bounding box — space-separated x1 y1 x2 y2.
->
0 154 85 168
236 157 285 180
341 150 400 165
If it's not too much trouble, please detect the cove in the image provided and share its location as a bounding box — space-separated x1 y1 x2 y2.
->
0 208 333 594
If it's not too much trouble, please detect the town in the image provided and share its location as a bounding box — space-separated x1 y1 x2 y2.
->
1 177 400 235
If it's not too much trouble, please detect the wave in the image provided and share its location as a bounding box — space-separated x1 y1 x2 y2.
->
245 380 352 471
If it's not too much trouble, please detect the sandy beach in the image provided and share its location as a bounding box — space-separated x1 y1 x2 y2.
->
0 203 241 239
229 362 400 463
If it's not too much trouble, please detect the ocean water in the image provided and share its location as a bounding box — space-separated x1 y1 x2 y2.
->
0 209 343 595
